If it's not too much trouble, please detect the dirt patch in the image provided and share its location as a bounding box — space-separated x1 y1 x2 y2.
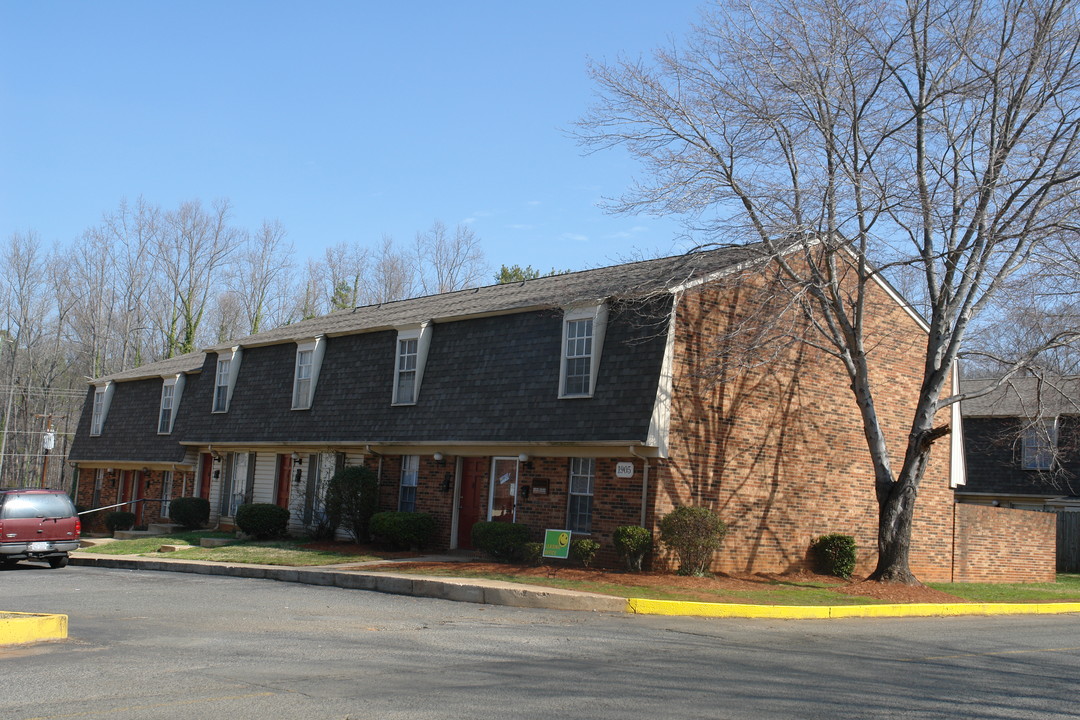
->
357 560 969 604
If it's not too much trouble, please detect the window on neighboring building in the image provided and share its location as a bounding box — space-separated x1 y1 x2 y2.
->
213 358 231 413
566 457 595 534
395 339 418 404
158 382 175 434
293 348 313 409
1022 419 1058 470
399 455 419 512
90 387 106 436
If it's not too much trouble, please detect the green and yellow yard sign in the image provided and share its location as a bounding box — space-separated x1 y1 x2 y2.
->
543 529 571 559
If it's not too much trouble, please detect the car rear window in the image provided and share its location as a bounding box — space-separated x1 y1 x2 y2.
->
0 493 76 520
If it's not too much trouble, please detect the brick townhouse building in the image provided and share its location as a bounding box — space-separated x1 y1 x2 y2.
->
69 245 1039 581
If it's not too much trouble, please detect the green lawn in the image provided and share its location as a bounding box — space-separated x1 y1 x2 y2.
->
78 532 381 566
928 574 1080 603
79 536 1080 604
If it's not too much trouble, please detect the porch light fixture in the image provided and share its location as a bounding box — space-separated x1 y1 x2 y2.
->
433 452 444 462
291 452 303 466
518 453 529 463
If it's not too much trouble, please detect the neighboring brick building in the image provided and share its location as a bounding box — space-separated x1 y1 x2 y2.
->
68 246 1015 580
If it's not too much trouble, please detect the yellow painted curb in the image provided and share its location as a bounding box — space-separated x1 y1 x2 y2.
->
625 598 1080 619
0 612 68 645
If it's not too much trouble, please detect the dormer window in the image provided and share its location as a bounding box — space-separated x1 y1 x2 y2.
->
159 383 174 433
158 374 185 434
90 384 110 436
559 304 608 398
396 339 418 404
294 349 313 407
291 337 325 411
392 323 432 406
213 359 230 412
212 348 242 413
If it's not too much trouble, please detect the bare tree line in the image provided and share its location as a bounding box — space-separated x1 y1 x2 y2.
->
1 197 487 488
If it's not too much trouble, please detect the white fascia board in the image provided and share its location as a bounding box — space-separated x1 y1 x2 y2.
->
646 293 677 459
950 364 967 488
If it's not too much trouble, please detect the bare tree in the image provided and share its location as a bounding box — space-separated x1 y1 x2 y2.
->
578 0 1080 583
368 234 415 304
153 199 240 357
226 220 295 334
415 220 487 294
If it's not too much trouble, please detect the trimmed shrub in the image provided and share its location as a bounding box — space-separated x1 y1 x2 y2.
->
105 511 136 533
168 496 210 530
521 542 544 567
658 506 727 576
235 503 290 540
369 511 436 550
471 521 530 562
810 533 857 579
323 465 380 542
570 538 600 568
613 525 653 571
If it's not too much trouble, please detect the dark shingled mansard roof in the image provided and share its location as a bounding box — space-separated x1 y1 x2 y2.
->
91 244 764 384
960 376 1080 417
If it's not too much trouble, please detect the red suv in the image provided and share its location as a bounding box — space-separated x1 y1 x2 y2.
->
0 489 81 569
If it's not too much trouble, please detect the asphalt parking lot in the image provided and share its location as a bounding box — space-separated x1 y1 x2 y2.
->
4 564 1080 719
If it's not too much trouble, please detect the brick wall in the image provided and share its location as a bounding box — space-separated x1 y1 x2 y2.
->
75 467 194 533
652 267 957 580
952 504 1056 583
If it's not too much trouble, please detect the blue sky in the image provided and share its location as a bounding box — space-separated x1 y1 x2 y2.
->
0 1 704 276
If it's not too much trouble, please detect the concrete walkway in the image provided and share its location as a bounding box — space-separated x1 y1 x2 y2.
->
66 547 1080 619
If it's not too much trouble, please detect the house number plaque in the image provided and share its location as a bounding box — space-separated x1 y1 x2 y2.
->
615 461 634 478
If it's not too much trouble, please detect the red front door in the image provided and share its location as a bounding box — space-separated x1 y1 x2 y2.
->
456 458 486 549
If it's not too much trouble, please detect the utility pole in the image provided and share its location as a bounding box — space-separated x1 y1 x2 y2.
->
35 413 62 489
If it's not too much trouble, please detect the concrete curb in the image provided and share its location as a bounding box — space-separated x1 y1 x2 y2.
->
69 554 1080 618
0 611 68 645
69 555 626 613
626 598 1080 619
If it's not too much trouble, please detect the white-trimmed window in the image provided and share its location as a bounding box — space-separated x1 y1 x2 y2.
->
559 305 608 398
399 455 419 512
293 349 313 408
211 348 242 413
91 388 106 436
567 457 595 534
290 337 326 411
213 358 231 412
392 324 432 405
396 339 418 404
90 383 113 436
158 383 175 434
1022 419 1058 471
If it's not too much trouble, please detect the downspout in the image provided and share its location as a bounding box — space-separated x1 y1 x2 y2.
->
629 446 650 529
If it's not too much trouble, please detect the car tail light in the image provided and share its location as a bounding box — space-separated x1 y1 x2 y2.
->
75 517 81 536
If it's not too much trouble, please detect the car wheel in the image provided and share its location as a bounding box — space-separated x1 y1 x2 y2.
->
47 555 69 569
1 558 17 569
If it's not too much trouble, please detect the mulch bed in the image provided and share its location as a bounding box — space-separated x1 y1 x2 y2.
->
305 540 966 604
